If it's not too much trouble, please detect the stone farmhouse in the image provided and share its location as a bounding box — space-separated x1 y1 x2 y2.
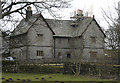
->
10 7 105 64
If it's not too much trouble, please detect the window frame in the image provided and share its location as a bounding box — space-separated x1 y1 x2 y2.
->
67 53 71 58
36 50 44 56
90 36 97 43
37 34 43 41
89 51 97 58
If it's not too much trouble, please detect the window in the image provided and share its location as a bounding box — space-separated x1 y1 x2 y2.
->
58 52 62 59
58 52 61 57
89 51 97 57
67 53 71 58
90 36 96 43
37 51 44 56
68 38 70 43
37 34 43 41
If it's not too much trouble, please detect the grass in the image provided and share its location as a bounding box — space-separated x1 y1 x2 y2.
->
2 73 116 82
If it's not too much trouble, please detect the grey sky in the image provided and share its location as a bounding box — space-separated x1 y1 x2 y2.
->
0 0 119 30
64 0 119 29
43 0 119 29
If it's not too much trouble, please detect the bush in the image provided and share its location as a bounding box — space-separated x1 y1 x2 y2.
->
63 62 118 77
2 61 64 74
63 62 74 74
2 61 17 73
19 64 63 74
2 60 118 78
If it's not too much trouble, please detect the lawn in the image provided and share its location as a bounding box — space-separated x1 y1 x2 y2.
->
2 73 118 83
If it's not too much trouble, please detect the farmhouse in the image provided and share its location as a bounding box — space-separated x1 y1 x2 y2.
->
10 6 105 63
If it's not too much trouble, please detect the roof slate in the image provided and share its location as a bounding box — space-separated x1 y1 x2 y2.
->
46 17 93 37
11 14 93 37
12 16 37 36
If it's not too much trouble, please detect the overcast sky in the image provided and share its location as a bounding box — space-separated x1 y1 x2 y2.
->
42 0 120 29
61 0 120 29
0 0 120 30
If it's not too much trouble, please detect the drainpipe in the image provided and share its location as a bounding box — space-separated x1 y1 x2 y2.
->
53 37 56 59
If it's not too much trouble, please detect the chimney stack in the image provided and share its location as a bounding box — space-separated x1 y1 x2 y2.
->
26 6 32 21
77 9 83 16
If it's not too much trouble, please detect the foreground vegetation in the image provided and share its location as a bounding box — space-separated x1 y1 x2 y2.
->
2 73 116 82
2 61 120 82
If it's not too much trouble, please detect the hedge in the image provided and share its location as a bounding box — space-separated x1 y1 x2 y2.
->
2 61 119 79
19 64 63 74
63 62 119 78
2 61 64 73
2 61 17 73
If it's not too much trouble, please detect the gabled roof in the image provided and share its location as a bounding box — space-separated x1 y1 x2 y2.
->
11 14 55 36
46 17 93 37
93 18 106 37
11 14 105 38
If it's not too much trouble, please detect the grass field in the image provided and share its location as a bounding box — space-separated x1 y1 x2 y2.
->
2 73 117 82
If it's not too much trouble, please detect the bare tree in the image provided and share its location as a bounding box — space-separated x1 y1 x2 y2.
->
105 26 119 49
0 0 72 31
102 4 120 49
0 0 72 63
1 0 71 18
102 3 120 80
0 0 72 56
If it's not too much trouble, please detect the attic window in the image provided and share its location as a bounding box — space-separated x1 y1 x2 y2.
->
37 34 43 36
90 36 96 43
37 34 43 41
